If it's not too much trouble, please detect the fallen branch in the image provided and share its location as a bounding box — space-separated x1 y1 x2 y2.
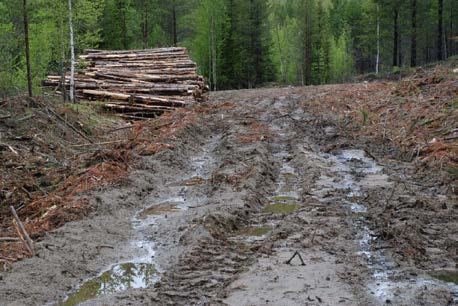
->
10 206 35 256
17 114 34 121
285 250 306 266
444 135 458 141
0 259 12 272
71 140 125 147
0 237 20 242
0 143 19 155
41 105 94 144
107 125 136 133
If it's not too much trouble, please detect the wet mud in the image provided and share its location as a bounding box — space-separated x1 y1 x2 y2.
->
0 87 456 306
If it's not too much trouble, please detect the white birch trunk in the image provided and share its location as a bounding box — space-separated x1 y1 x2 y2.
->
69 0 75 103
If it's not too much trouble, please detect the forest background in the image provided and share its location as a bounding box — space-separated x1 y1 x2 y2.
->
0 0 456 96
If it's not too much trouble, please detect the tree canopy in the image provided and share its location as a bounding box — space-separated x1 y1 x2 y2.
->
0 0 456 96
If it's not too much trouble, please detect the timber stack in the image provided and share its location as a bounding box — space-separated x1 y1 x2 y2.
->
43 47 207 120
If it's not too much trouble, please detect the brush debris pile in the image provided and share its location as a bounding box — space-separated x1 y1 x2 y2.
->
43 47 207 120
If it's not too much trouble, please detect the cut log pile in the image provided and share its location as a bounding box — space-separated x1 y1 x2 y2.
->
43 47 207 120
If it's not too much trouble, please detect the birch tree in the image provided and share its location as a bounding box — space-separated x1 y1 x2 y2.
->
69 0 75 103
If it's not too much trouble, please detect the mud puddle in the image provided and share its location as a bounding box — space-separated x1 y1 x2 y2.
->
230 150 300 247
58 137 220 305
313 149 458 304
59 263 157 306
263 152 301 215
224 107 357 305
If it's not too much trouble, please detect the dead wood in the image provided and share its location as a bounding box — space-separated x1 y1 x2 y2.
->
36 103 93 144
0 143 19 155
10 206 35 256
285 250 306 266
0 237 20 242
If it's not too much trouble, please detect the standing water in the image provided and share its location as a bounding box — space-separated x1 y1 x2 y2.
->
58 138 219 305
311 149 458 304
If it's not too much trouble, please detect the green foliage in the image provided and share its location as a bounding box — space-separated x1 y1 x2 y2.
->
186 0 228 90
0 0 457 95
329 30 354 83
74 0 105 52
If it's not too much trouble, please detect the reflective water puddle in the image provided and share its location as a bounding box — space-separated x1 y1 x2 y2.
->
263 203 299 214
173 176 206 187
432 271 458 285
59 263 157 306
58 138 220 305
237 226 272 237
312 149 458 303
137 201 181 219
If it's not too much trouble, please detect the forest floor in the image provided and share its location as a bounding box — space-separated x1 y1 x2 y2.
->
0 62 457 306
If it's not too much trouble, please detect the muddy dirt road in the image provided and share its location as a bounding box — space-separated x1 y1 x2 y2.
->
1 87 457 306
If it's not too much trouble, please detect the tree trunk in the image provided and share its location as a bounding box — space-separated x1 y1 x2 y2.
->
172 0 177 46
69 0 75 103
211 14 217 91
304 0 311 85
437 0 444 60
142 0 149 49
450 3 455 57
23 0 33 98
376 4 380 74
208 11 212 90
411 0 417 67
59 12 67 103
393 5 400 67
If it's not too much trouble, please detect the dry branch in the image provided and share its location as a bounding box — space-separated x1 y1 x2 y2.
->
0 237 20 242
10 206 35 256
0 143 19 155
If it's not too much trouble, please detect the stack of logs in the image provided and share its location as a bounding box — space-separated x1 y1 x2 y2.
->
43 47 207 120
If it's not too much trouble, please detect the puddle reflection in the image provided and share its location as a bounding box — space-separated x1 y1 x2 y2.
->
60 263 156 306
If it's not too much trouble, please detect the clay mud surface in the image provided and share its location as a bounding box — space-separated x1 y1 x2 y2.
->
1 87 457 306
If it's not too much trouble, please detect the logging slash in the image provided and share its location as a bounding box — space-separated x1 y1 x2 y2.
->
10 206 35 256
